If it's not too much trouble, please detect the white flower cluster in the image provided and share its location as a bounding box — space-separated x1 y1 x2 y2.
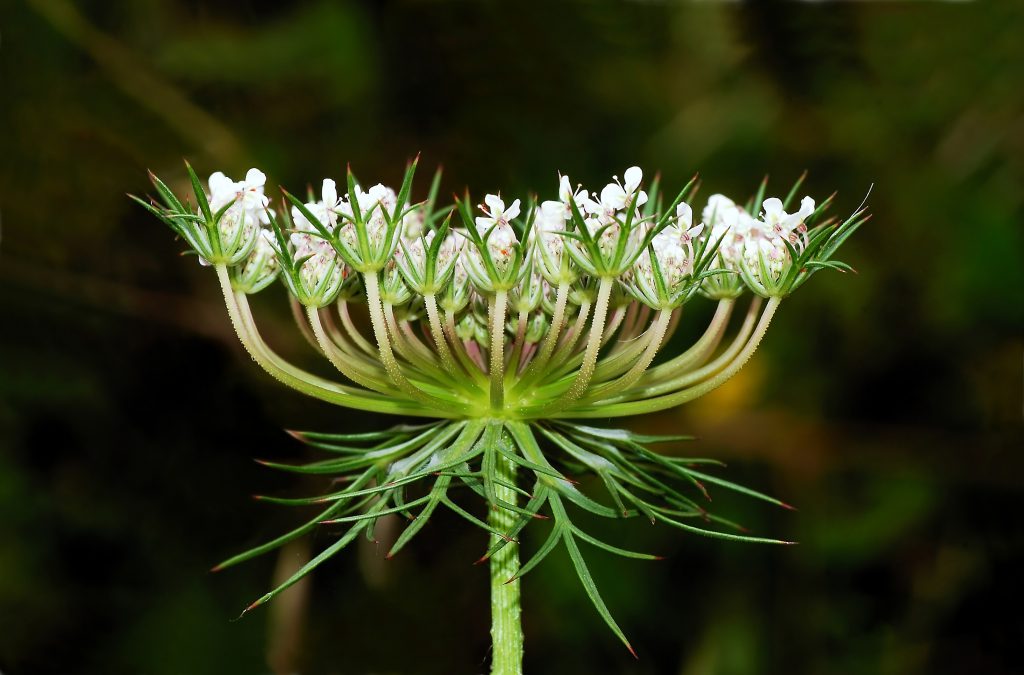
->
208 168 271 246
703 194 815 281
205 165 821 305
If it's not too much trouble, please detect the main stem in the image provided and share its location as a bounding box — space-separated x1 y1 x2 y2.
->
489 443 523 675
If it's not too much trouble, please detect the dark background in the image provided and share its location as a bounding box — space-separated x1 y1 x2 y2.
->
2 1 1022 673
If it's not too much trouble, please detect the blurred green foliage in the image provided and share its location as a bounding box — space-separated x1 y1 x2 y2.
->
1 1 1022 673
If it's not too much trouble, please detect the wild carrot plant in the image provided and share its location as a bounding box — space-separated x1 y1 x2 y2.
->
134 158 864 674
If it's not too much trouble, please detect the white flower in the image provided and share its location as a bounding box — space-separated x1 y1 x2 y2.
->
402 207 426 239
637 205 699 291
299 249 346 293
290 199 333 260
474 194 521 270
585 166 648 220
208 168 270 221
475 194 521 231
349 183 398 248
402 229 460 270
320 178 349 227
760 196 814 249
537 175 588 270
701 194 756 268
237 228 279 290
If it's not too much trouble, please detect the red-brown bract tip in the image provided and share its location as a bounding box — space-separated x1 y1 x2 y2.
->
626 643 638 660
284 429 306 441
779 501 798 512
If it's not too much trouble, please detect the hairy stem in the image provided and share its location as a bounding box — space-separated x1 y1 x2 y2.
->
489 434 523 675
214 265 443 416
489 290 508 411
584 308 671 402
556 277 613 404
560 297 781 418
363 271 455 411
424 293 459 375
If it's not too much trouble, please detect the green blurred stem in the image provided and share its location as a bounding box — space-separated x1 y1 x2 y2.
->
489 442 523 675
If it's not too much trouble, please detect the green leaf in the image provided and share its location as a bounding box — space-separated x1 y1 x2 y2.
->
442 497 512 541
556 499 635 656
148 170 187 213
571 526 662 561
656 513 794 545
386 476 450 558
184 160 213 224
683 468 795 510
507 522 562 583
212 498 349 572
290 422 440 443
240 513 375 616
481 483 550 560
322 495 431 525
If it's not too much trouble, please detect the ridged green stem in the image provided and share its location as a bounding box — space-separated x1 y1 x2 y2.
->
489 433 523 675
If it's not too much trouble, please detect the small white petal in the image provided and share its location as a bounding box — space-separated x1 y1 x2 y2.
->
505 199 521 221
245 168 267 188
322 179 337 207
601 183 626 209
208 171 233 195
676 202 693 228
484 194 504 215
558 175 573 202
798 196 815 219
762 197 784 221
623 166 643 191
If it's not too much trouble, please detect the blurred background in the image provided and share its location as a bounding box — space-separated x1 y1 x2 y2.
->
2 0 1022 673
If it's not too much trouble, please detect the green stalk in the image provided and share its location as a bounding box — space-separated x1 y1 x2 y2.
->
214 264 444 417
363 270 457 411
642 298 737 381
489 290 508 411
582 307 671 402
424 293 459 376
560 296 781 418
489 429 523 675
515 280 569 387
306 307 397 395
547 277 613 408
